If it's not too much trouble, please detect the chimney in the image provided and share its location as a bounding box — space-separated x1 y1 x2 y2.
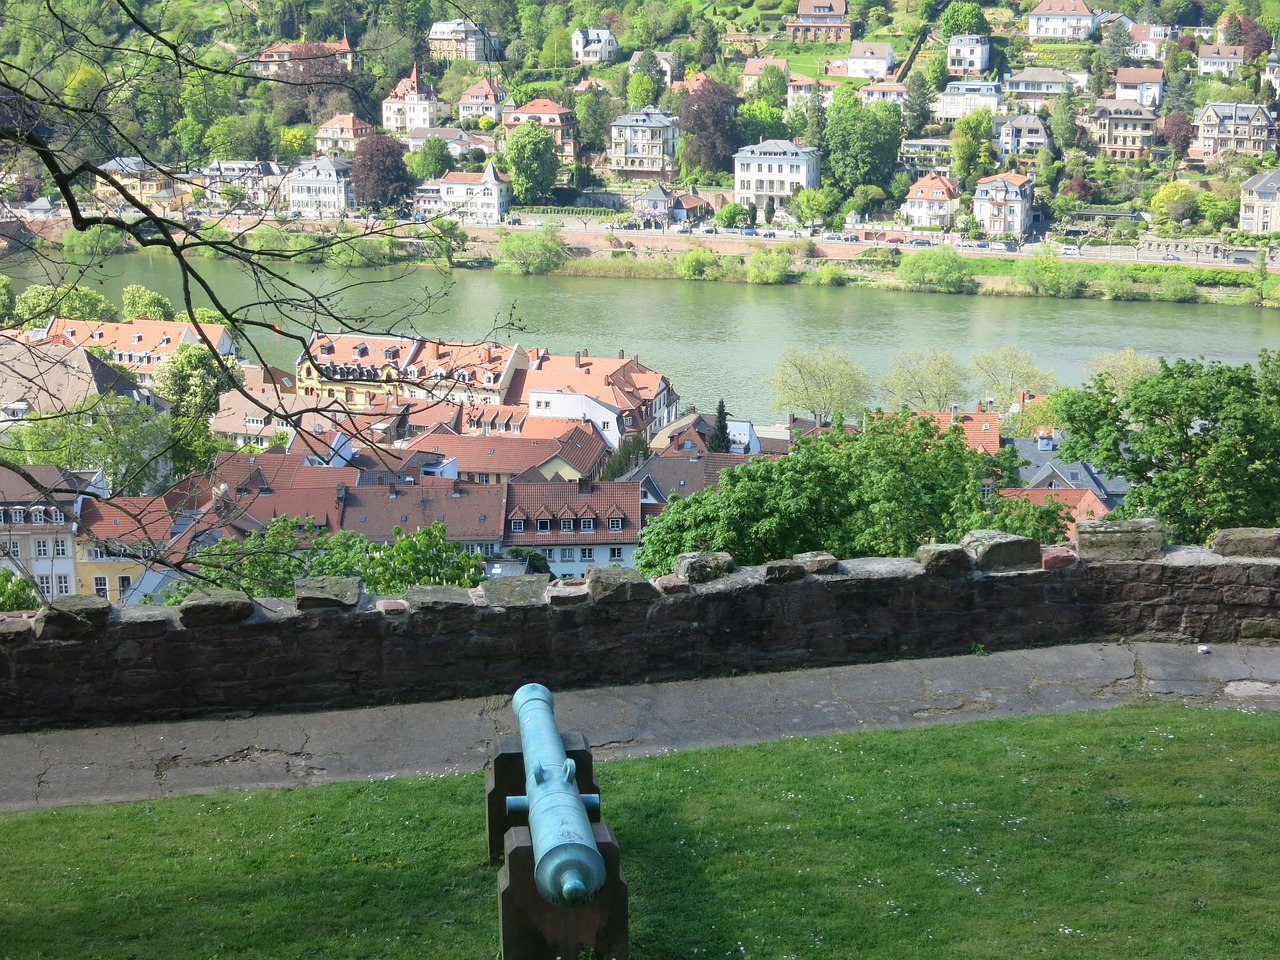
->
575 351 582 369
336 481 346 504
618 349 625 359
577 477 592 494
950 402 959 423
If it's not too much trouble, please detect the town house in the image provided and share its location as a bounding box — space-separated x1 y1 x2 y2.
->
0 466 103 604
902 172 960 229
287 155 354 215
787 74 839 110
503 479 644 577
381 66 451 132
414 162 512 222
996 114 1053 159
741 57 789 93
847 42 895 79
571 28 618 64
1086 100 1157 158
947 35 991 76
935 80 1003 123
732 139 821 211
1238 168 1280 233
1191 102 1277 160
251 37 353 78
1114 68 1164 107
786 0 852 43
503 99 578 163
972 172 1034 236
25 317 235 385
427 19 500 62
1198 44 1245 76
1027 0 1095 39
458 77 509 124
315 113 371 155
197 159 288 210
608 106 680 180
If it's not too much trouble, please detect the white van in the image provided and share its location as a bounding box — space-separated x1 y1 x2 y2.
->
1060 244 1080 256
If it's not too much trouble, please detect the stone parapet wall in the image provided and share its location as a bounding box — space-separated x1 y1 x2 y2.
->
2 523 1279 733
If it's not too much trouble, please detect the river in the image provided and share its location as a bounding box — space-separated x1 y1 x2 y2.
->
5 251 1279 424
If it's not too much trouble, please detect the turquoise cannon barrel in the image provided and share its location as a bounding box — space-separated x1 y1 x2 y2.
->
505 683 607 907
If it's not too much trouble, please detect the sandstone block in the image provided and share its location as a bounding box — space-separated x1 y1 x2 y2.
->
40 594 112 634
793 551 839 574
404 585 475 610
178 589 255 627
1077 518 1164 561
1041 545 1078 571
763 560 805 583
480 575 551 608
295 576 363 609
916 544 971 577
961 530 1042 571
674 551 735 584
1212 528 1280 558
586 566 660 603
546 584 590 606
654 573 691 595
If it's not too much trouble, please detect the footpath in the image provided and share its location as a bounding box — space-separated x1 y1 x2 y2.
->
2 640 1278 812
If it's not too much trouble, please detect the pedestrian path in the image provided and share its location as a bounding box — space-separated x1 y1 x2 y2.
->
2 641 1278 811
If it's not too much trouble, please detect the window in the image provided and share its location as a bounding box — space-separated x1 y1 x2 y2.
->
477 473 490 484
542 548 555 560
5 541 17 558
609 547 624 561
609 517 624 532
55 538 67 557
11 508 23 523
56 574 70 595
561 518 574 532
510 519 525 533
88 545 107 560
536 519 551 533
35 539 48 558
31 508 44 524
93 576 108 599
37 575 51 595
580 547 594 561
560 548 573 561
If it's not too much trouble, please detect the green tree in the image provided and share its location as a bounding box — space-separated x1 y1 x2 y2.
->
1088 51 1109 98
708 399 732 453
61 225 127 258
937 1 990 37
768 345 873 424
1016 249 1084 298
1053 354 1280 545
494 225 569 275
751 65 789 107
0 276 13 324
152 343 245 421
3 395 175 495
925 53 952 92
307 524 484 592
633 412 1064 574
895 247 978 294
409 139 455 180
803 91 827 158
1084 347 1159 394
161 514 318 602
0 568 40 611
575 91 618 153
787 186 842 230
627 71 660 108
1102 21 1133 69
1149 180 1200 223
503 546 552 574
121 285 175 321
601 433 652 480
825 90 901 193
715 202 751 227
880 347 973 411
901 70 936 139
14 284 120 327
970 346 1056 409
736 98 788 144
1049 91 1078 154
745 250 790 284
504 121 560 203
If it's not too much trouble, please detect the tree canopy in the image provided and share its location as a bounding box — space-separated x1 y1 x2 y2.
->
678 77 742 172
937 1 990 38
825 89 901 193
633 412 1065 575
351 134 416 209
768 345 873 425
1053 354 1280 545
504 121 560 203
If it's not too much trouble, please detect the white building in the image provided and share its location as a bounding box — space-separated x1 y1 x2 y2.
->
732 140 821 210
1128 23 1173 61
1027 0 1095 39
381 66 451 132
287 156 355 216
973 172 1034 237
935 80 1003 123
847 42 895 79
1198 44 1245 76
995 114 1053 159
1114 68 1164 107
858 82 907 106
628 50 677 85
427 19 500 62
947 35 990 76
1238 168 1280 233
608 106 680 180
457 76 509 124
1005 68 1079 110
786 74 839 110
571 28 618 64
197 160 288 209
902 172 960 228
413 162 511 223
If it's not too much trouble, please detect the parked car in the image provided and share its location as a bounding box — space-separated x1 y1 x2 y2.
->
840 234 858 242
675 222 691 233
507 216 521 225
908 238 931 246
975 240 990 248
742 227 758 236
956 238 977 247
761 229 776 238
1162 253 1180 261
702 225 717 234
1232 256 1251 264
822 232 841 240
1060 244 1080 255
527 218 544 227
621 221 640 230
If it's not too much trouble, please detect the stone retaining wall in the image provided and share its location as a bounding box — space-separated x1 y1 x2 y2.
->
2 521 1278 732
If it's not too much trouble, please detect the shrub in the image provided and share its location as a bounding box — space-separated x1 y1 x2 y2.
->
802 262 848 286
676 247 718 279
1156 273 1198 303
745 250 791 284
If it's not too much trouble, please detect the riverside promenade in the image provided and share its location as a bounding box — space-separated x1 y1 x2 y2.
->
2 641 1278 812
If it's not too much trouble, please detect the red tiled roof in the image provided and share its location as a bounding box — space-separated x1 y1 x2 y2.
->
78 496 177 544
923 411 1002 455
504 480 643 546
339 476 505 542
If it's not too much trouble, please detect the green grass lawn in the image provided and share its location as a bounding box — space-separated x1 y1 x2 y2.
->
2 704 1277 959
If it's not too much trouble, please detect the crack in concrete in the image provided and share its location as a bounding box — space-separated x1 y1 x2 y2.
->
153 745 326 782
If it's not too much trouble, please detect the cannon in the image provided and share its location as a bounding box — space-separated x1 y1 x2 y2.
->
506 683 607 907
487 683 629 960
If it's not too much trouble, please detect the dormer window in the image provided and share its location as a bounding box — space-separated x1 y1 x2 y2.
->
132 333 143 344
